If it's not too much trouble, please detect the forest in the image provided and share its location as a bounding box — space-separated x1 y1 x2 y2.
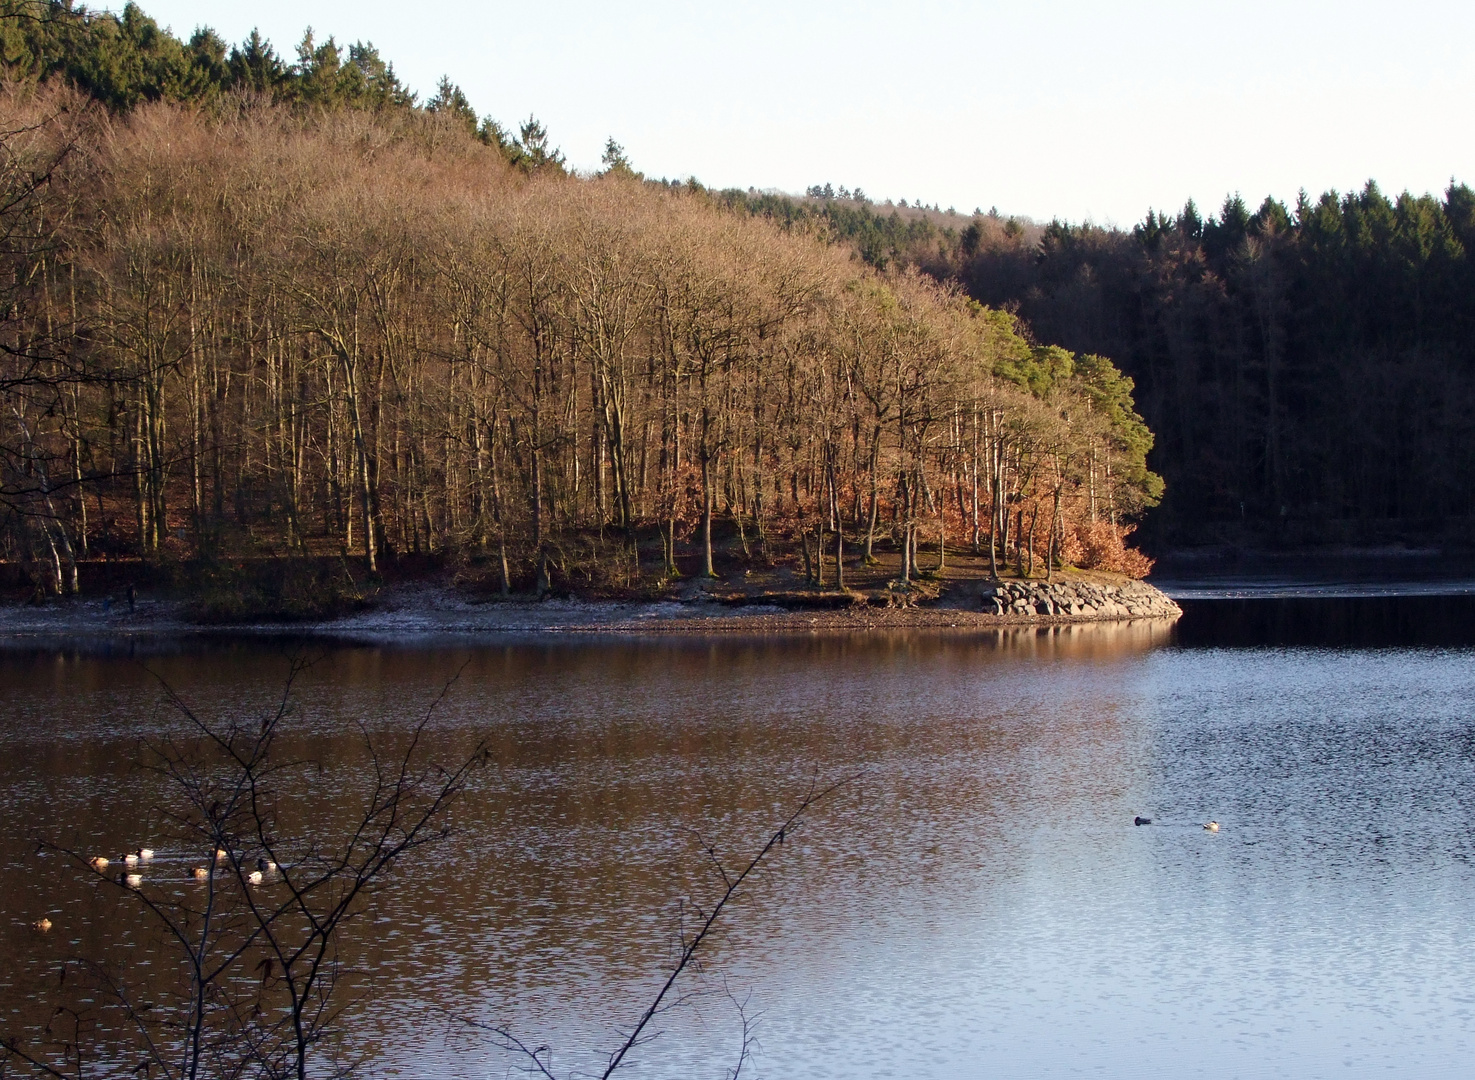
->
773 184 1475 551
0 2 1160 599
960 189 1475 549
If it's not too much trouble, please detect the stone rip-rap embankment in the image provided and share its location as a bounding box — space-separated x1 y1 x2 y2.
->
978 578 1182 620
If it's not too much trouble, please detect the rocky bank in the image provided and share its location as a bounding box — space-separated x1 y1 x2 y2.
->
0 575 1180 638
974 578 1182 620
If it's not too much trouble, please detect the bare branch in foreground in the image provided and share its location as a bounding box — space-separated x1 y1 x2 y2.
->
4 656 483 1080
462 771 855 1079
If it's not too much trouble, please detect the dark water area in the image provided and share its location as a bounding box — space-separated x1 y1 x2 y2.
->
1177 593 1475 647
2 600 1475 1078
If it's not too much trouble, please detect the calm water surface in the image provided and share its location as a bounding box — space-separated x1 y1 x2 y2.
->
3 599 1475 1078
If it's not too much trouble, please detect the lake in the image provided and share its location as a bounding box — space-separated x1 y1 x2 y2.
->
4 595 1475 1078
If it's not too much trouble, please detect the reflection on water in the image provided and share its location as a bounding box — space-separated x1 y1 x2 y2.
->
1177 594 1475 647
2 610 1474 1078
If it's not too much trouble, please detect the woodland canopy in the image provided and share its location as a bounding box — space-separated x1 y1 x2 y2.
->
773 184 1475 550
0 54 1159 595
6 0 1469 584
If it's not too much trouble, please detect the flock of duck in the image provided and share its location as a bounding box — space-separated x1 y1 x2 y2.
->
32 820 1216 934
31 846 281 933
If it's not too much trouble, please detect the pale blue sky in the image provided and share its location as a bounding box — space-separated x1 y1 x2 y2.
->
129 0 1473 224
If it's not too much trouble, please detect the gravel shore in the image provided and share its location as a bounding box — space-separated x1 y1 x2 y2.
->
0 579 1182 638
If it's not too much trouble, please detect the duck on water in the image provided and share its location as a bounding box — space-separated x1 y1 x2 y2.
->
1132 817 1221 831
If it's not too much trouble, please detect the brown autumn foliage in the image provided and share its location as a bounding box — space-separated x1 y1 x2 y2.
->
0 83 1161 597
1060 522 1155 578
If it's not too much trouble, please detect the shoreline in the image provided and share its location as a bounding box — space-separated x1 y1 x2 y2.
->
0 578 1183 640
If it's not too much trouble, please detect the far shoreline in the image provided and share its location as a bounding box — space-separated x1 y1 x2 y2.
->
0 574 1182 640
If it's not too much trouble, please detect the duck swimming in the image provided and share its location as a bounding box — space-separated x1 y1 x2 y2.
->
1203 821 1220 832
124 853 139 866
247 870 263 885
88 856 108 870
137 848 154 861
257 857 277 873
1134 816 1152 826
125 873 143 888
192 867 210 880
32 917 52 932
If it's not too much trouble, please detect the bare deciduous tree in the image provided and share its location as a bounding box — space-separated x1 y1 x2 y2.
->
0 88 1160 594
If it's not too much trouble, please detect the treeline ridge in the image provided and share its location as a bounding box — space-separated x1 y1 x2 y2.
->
0 82 1159 596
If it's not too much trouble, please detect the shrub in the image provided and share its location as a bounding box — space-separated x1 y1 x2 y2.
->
186 558 369 622
1066 521 1154 578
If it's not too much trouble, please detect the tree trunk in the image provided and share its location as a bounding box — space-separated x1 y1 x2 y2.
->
835 525 845 591
1025 503 1038 577
936 489 946 572
864 455 880 563
700 447 715 578
1047 488 1062 582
